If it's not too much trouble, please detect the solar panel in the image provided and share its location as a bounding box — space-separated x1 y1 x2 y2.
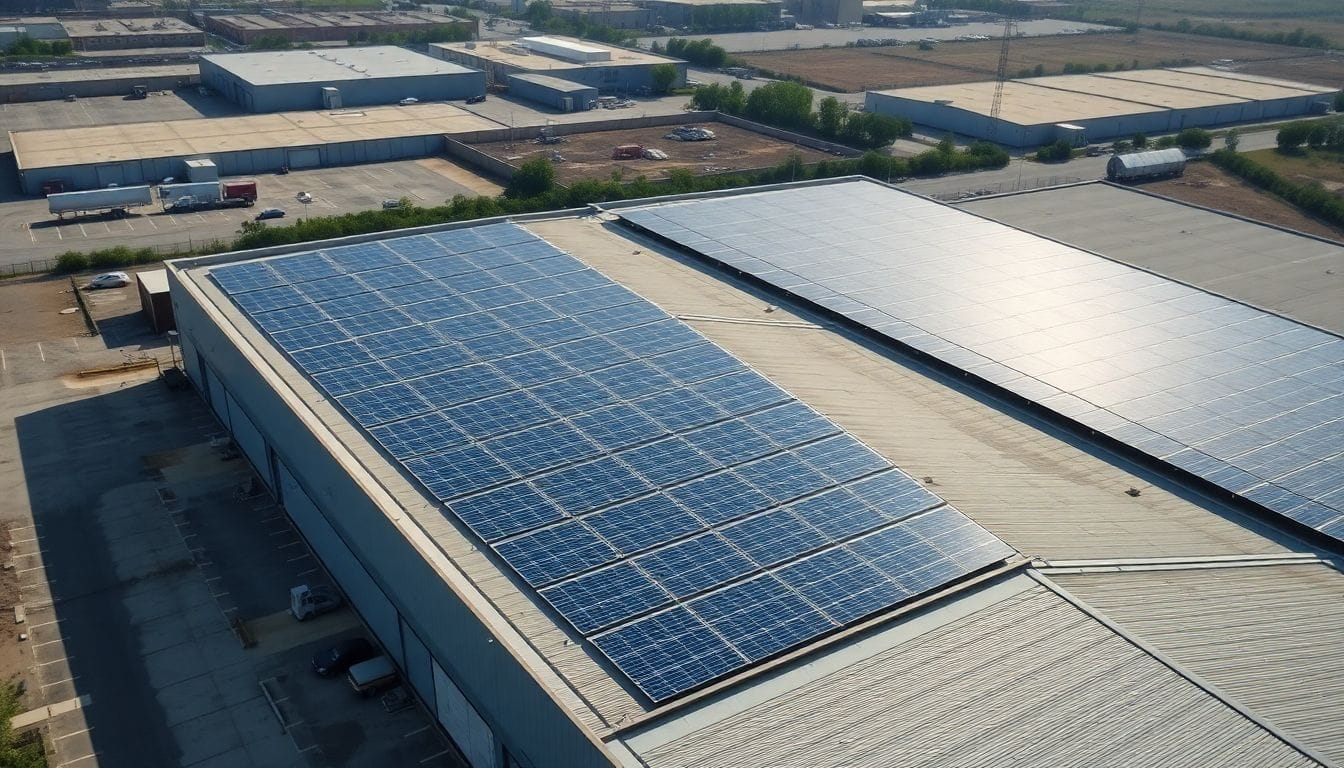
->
210 221 1015 703
618 181 1344 545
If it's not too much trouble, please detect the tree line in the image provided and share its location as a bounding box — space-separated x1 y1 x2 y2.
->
689 80 914 151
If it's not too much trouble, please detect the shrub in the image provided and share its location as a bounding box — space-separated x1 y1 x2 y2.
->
1277 121 1314 151
1176 128 1212 150
506 157 556 199
1035 139 1072 162
55 251 88 273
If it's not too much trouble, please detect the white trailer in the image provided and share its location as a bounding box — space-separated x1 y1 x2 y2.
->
47 186 153 219
1106 148 1186 182
158 181 223 207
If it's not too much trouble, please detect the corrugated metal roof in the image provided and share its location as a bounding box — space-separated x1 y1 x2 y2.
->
529 217 1303 561
1048 563 1344 765
959 183 1344 335
624 580 1324 768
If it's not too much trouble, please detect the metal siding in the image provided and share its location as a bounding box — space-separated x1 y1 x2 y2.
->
434 660 500 768
205 364 228 423
225 391 270 487
631 585 1322 768
276 459 404 665
1049 565 1344 765
402 617 436 706
168 272 615 767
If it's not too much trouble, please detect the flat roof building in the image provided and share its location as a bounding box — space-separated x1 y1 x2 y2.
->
60 17 204 51
432 36 685 93
202 11 476 46
507 72 599 111
199 47 485 113
164 177 1344 768
638 0 782 27
550 1 654 30
866 66 1340 147
10 102 498 193
0 16 67 48
0 63 197 102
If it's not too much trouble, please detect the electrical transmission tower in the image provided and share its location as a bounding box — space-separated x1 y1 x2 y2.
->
987 17 1015 142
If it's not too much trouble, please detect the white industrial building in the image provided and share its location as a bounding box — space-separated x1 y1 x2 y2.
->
200 47 485 113
432 36 685 94
866 66 1340 146
165 178 1344 767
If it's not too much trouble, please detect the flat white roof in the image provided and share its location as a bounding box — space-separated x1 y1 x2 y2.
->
202 46 478 86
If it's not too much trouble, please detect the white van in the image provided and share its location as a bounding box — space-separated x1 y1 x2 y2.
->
347 655 398 696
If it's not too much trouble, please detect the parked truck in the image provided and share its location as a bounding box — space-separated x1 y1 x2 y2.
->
48 185 153 219
159 180 258 211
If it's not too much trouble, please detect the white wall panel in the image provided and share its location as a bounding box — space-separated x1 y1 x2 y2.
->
225 392 270 487
401 618 435 705
434 660 498 768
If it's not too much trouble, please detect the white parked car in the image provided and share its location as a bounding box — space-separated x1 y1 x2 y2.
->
398 97 419 105
87 271 130 289
296 191 313 203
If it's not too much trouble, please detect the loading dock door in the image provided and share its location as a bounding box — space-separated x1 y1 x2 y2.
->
96 164 126 187
206 365 229 425
433 661 498 768
276 461 402 664
286 148 321 169
225 393 269 488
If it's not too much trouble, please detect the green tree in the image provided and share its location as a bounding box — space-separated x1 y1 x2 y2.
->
0 683 45 768
744 80 813 130
1336 92 1344 113
1276 121 1313 151
1223 129 1239 152
816 96 847 139
1132 132 1148 148
525 0 553 25
1035 139 1073 162
1176 128 1212 149
650 64 677 95
506 157 556 198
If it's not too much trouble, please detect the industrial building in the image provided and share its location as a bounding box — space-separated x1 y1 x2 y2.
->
60 17 204 51
549 1 654 30
784 0 862 26
432 36 686 94
201 11 476 46
166 176 1344 768
638 0 782 28
0 63 196 103
9 103 497 193
0 17 66 48
507 72 598 111
866 66 1340 147
199 47 485 113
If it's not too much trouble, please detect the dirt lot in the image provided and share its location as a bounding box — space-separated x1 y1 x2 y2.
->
0 275 86 345
1241 53 1344 88
1144 161 1344 243
474 123 840 186
741 30 1321 92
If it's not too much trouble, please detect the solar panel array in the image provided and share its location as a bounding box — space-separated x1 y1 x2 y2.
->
617 180 1344 546
209 222 1014 703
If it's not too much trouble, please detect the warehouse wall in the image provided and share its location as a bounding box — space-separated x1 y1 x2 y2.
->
507 75 597 111
247 72 486 113
0 72 199 103
167 267 616 768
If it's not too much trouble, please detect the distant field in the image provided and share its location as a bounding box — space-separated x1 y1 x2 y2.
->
1243 147 1344 190
1068 0 1344 47
741 30 1318 92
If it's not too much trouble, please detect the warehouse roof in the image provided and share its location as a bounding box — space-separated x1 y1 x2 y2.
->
1170 66 1339 95
165 178 1344 764
959 183 1344 335
60 17 201 37
202 47 477 86
1047 559 1344 765
623 575 1327 767
434 38 679 70
871 66 1336 126
0 63 195 87
641 0 778 5
10 102 499 170
210 10 453 30
509 72 599 92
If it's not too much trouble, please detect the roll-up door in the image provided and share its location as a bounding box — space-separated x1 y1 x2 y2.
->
225 393 269 487
276 461 402 664
206 366 228 424
286 148 321 169
433 661 497 768
400 618 434 705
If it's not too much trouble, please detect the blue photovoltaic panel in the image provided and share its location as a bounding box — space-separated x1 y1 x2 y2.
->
210 221 1015 703
617 180 1344 545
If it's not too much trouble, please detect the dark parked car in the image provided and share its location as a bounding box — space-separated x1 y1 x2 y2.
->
466 94 486 104
312 637 377 677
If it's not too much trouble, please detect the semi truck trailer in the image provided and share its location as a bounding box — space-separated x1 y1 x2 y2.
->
159 180 258 211
47 186 153 219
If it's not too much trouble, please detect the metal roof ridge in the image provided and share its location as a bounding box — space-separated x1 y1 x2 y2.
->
1033 552 1339 575
1029 568 1339 768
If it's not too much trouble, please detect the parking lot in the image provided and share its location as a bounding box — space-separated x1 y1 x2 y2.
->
0 279 459 767
0 159 502 268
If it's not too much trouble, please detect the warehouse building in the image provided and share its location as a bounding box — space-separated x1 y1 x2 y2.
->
9 103 497 193
60 17 204 51
866 66 1340 147
549 1 654 30
202 11 476 46
638 0 782 28
432 36 686 93
199 47 485 113
0 17 67 48
165 177 1344 768
0 63 196 103
507 72 598 111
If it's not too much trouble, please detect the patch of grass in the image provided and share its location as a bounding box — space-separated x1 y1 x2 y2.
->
1244 147 1344 187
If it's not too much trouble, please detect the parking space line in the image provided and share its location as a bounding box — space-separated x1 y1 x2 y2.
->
404 725 430 738
420 749 451 763
33 637 69 648
11 536 38 544
56 754 98 767
286 554 311 563
36 343 44 362
278 540 303 550
54 728 90 740
25 223 35 244
42 676 76 688
27 619 59 629
297 568 318 577
144 216 159 230
37 657 71 666
77 223 87 237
